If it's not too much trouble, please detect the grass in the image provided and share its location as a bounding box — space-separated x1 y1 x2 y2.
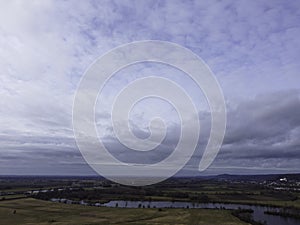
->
198 198 299 209
162 187 300 209
0 194 26 200
0 198 249 225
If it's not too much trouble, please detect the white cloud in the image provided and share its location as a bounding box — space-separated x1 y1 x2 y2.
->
0 0 299 175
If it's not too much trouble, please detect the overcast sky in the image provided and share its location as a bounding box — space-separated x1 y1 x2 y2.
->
0 0 300 176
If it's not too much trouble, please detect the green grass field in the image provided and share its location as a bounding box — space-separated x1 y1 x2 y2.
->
0 194 26 200
0 198 249 225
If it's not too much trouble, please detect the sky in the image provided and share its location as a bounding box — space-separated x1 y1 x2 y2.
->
0 0 300 176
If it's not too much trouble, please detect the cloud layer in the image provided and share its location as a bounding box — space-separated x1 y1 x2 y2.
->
0 0 299 175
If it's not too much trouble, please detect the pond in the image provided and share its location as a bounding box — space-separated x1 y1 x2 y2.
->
102 200 300 225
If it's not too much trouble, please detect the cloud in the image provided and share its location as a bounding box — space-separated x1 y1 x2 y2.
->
205 90 300 174
0 0 299 175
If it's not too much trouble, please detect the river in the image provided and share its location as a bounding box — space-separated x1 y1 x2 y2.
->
102 200 300 225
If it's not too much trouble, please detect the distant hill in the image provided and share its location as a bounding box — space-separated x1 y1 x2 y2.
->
212 173 300 182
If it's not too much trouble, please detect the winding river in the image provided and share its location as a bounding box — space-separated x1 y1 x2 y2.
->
102 200 300 225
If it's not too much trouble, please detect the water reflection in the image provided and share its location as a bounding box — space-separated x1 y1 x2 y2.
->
102 200 300 225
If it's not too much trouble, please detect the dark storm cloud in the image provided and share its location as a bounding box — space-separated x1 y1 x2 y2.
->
203 90 300 173
224 90 300 145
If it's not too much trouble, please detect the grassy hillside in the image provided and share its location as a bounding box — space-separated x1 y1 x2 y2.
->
0 198 248 225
